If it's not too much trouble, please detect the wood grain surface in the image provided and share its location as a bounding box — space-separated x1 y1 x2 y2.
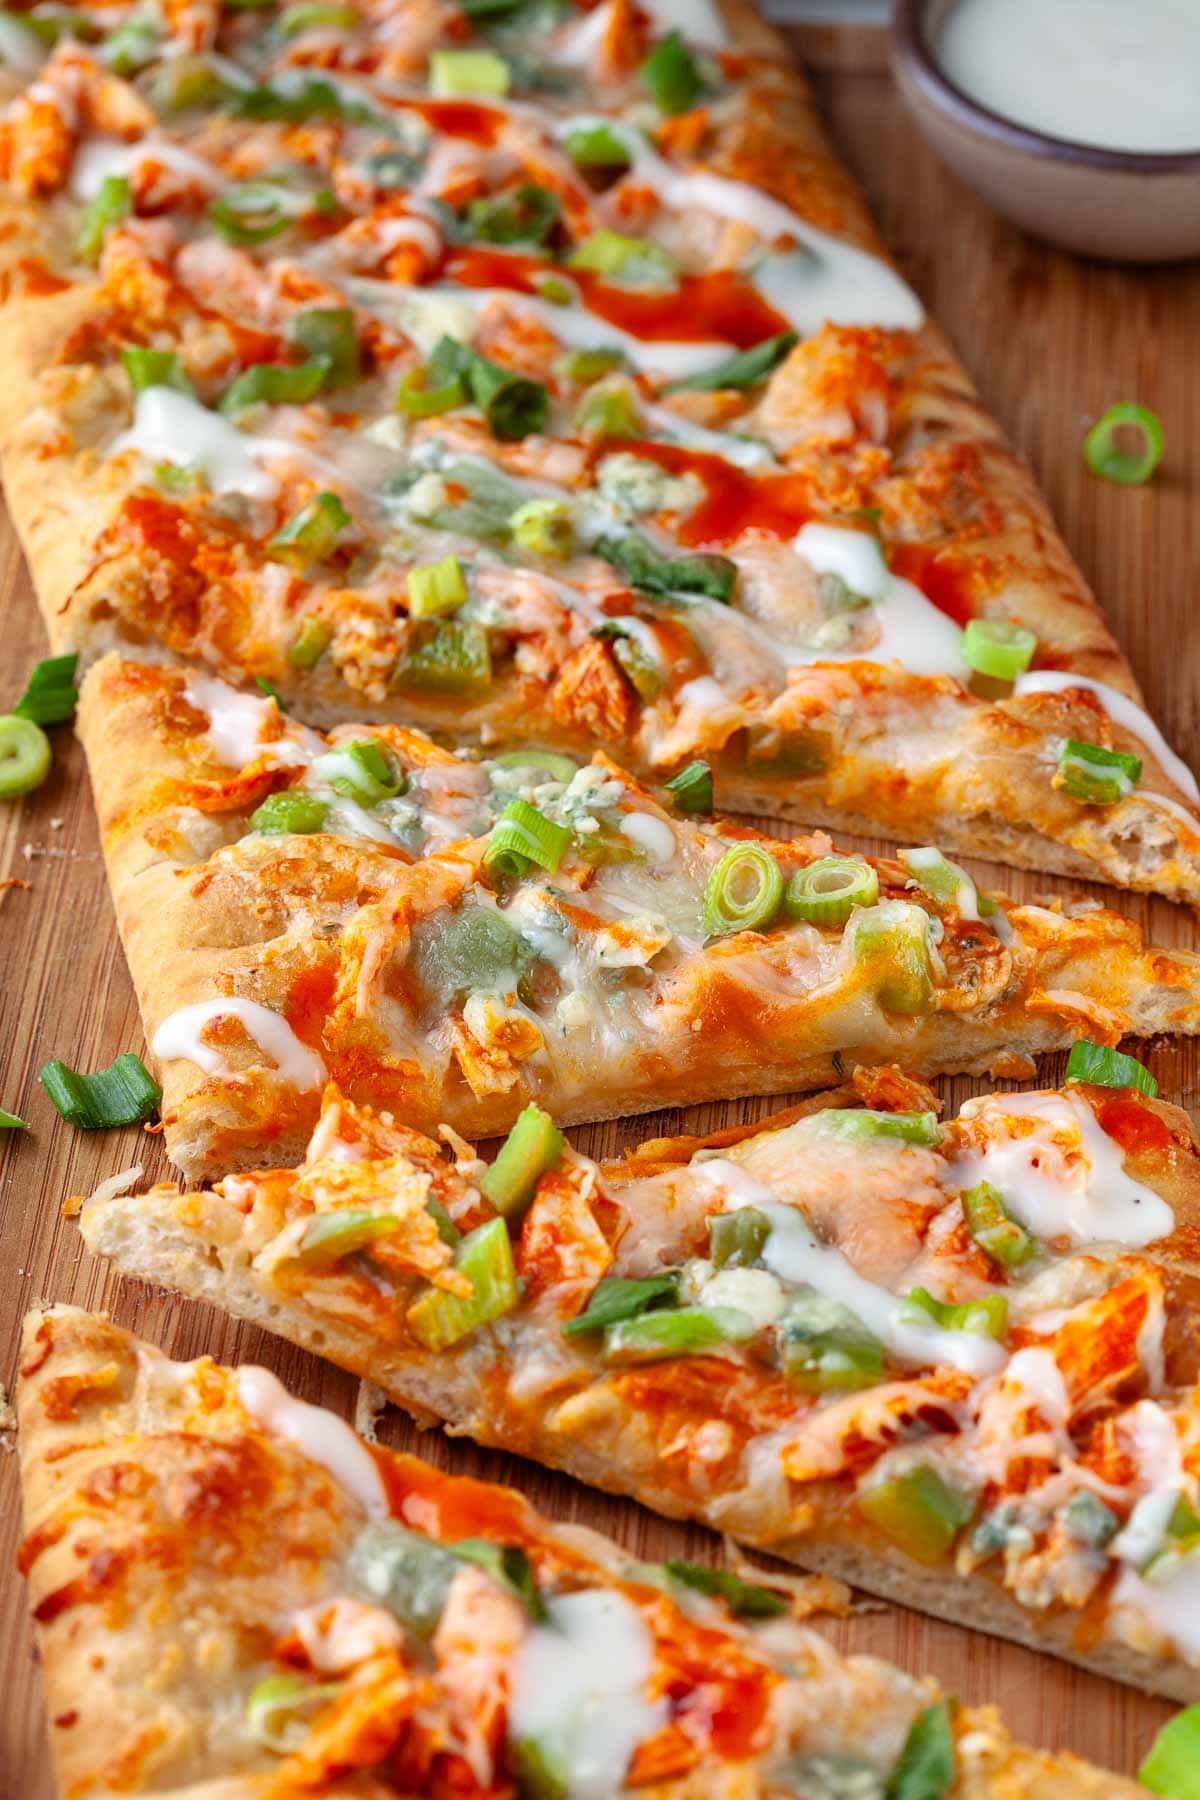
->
2 26 1198 1795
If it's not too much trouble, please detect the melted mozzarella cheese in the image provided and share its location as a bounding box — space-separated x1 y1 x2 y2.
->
793 525 968 679
950 1092 1173 1249
152 997 328 1089
639 0 729 46
508 1589 667 1799
1110 1556 1200 1662
1014 671 1199 803
113 388 289 501
288 1596 404 1670
0 13 46 75
71 134 225 200
237 1365 389 1519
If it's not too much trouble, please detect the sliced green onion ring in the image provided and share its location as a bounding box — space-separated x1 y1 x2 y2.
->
901 1284 1008 1341
492 749 579 783
703 843 784 936
246 1672 344 1753
121 346 194 396
1055 738 1141 805
1084 402 1164 485
408 553 468 618
14 653 78 726
960 1181 1035 1270
1065 1038 1157 1096
268 491 350 567
394 367 464 418
219 357 330 414
483 799 571 879
962 618 1037 681
251 790 329 835
639 29 701 115
0 714 50 797
39 1052 161 1129
665 330 797 395
785 855 878 927
563 1273 680 1338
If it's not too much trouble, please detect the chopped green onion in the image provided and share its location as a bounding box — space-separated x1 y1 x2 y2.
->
703 842 784 936
234 74 371 123
568 228 675 285
1084 403 1164 486
664 1560 786 1618
287 307 360 389
1063 1490 1120 1549
533 273 574 305
901 1285 1007 1341
398 619 492 695
251 790 329 835
897 846 978 916
604 1305 756 1364
574 377 641 440
268 491 350 567
1139 1706 1200 1799
297 1207 402 1266
394 367 464 418
600 626 663 701
39 1052 161 1130
407 1216 519 1349
78 173 130 266
278 0 359 32
150 52 230 110
889 1700 956 1800
814 1109 940 1146
0 715 50 797
640 29 701 114
492 748 579 783
451 1539 547 1621
322 739 404 804
463 182 560 247
246 1673 343 1753
255 675 287 710
848 899 933 1015
960 1182 1035 1270
484 798 571 879
429 47 510 96
562 1273 680 1338
219 357 330 414
1065 1038 1157 1096
785 855 878 927
14 654 78 726
425 335 549 442
554 347 628 385
480 1103 564 1219
708 1207 770 1270
663 760 712 814
858 1466 974 1565
777 1287 884 1393
0 1108 27 1129
121 346 194 396
209 181 299 246
427 1197 461 1247
1055 737 1142 805
408 554 468 619
962 618 1036 681
594 530 736 603
564 123 631 169
509 498 574 559
666 331 798 394
289 617 333 668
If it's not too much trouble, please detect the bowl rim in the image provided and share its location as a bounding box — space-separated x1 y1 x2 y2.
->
891 0 1200 175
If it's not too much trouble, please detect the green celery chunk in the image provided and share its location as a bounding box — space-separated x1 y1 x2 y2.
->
408 554 468 618
250 791 329 836
481 1104 564 1219
858 1465 974 1565
776 1286 884 1393
1064 1037 1157 1096
14 653 78 726
960 1181 1035 1270
289 617 333 668
510 498 574 559
848 900 933 1015
664 1560 786 1618
603 1305 755 1364
562 1272 680 1338
397 620 492 694
708 1207 770 1270
407 1217 518 1350
418 905 525 1006
901 1285 1007 1341
297 1209 403 1266
1055 738 1141 805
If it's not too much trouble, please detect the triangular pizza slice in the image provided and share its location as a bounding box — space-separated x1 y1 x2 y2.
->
16 1303 1168 1795
80 1058 1200 1701
0 0 1195 897
80 656 1200 1180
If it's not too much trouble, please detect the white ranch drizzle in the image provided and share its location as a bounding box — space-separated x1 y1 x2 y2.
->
183 673 313 768
949 1092 1174 1249
237 1365 390 1519
792 524 968 679
507 1589 667 1799
1014 671 1199 803
112 388 290 501
619 812 676 863
70 134 226 200
152 997 328 1088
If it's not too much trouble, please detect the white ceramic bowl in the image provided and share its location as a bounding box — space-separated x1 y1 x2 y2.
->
891 0 1200 263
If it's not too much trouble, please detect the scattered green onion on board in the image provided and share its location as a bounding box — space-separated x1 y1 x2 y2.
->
962 617 1037 681
0 1108 27 1129
14 654 78 726
1139 1705 1200 1799
1065 1038 1157 1096
784 855 878 927
39 1052 161 1129
1083 402 1164 485
0 714 51 798
703 842 784 936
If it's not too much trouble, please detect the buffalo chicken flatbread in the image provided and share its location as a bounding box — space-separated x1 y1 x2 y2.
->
80 1063 1200 1701
16 1303 1158 1796
78 657 1200 1176
0 0 1196 899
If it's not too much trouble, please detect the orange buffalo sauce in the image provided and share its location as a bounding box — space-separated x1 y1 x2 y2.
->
889 543 977 626
1094 1090 1173 1159
611 439 812 547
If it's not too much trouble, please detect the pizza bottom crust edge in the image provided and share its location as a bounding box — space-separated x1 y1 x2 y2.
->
78 1191 1198 1708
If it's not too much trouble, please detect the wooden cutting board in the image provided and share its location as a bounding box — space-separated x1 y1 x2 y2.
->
1 24 1196 1792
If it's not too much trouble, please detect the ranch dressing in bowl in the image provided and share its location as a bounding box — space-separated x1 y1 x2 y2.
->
938 0 1200 154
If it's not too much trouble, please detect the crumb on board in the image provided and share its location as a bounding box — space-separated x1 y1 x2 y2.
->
355 1379 389 1443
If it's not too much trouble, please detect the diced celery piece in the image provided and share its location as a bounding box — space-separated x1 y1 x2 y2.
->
407 1217 518 1350
857 1465 974 1565
481 1104 564 1219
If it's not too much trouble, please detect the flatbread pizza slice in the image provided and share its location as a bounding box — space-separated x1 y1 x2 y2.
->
0 3 1195 901
16 1302 1161 1796
78 1059 1200 1704
79 660 1200 1175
